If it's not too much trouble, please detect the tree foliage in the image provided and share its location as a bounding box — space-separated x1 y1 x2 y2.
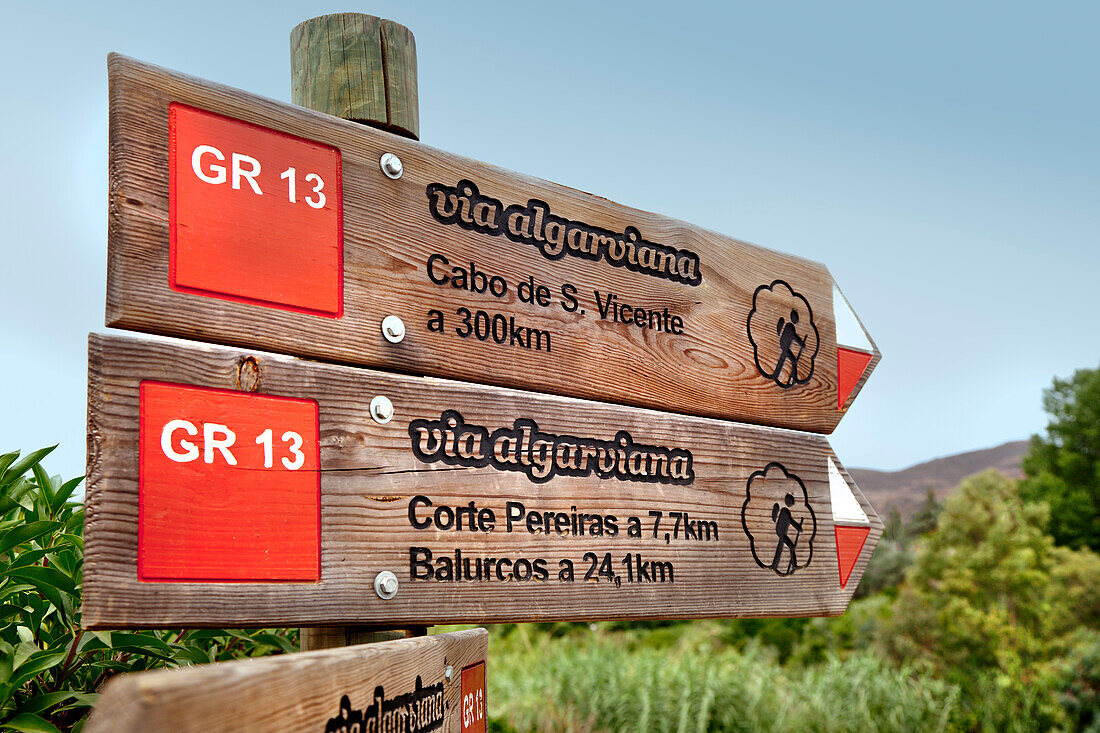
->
878 470 1100 729
1020 365 1100 551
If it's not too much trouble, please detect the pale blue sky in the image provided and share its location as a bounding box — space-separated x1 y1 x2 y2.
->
2 1 1097 481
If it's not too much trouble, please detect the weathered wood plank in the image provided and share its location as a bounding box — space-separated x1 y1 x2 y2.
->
84 333 881 628
106 54 879 435
85 629 487 733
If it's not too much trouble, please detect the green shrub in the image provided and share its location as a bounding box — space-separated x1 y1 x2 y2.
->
0 446 297 732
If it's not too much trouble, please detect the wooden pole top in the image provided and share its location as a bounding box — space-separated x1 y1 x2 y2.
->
291 13 419 139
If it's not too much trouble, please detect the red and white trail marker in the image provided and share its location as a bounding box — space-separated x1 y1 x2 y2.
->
828 456 872 588
833 286 876 412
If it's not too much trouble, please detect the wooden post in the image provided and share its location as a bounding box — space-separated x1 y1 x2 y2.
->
301 626 429 651
291 13 423 651
291 13 419 140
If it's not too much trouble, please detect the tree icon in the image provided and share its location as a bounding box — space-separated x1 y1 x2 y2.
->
742 462 817 576
747 281 819 388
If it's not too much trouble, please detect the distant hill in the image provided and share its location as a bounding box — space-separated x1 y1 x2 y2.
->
850 440 1029 518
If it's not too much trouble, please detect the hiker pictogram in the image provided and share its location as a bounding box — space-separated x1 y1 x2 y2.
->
747 280 819 388
742 462 817 576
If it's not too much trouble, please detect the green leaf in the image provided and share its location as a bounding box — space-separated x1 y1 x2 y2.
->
9 648 67 689
4 712 62 733
63 513 84 535
15 691 79 715
251 632 296 654
0 584 36 602
8 566 76 594
0 603 24 622
0 651 12 685
6 548 51 569
108 632 174 657
172 646 211 665
0 451 19 478
49 477 83 515
12 640 39 671
30 465 55 512
0 480 35 516
0 521 61 556
1 446 57 487
58 692 98 710
52 534 83 553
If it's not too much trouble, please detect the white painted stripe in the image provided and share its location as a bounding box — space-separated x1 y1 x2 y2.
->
833 285 873 352
828 457 869 525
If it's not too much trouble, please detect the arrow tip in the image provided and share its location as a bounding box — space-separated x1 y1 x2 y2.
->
832 284 878 411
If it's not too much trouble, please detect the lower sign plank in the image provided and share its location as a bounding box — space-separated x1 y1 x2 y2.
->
84 334 882 628
85 628 487 733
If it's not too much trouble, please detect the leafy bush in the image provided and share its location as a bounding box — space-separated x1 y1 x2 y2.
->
0 446 297 732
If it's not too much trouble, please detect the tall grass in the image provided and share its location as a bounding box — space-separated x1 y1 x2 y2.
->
486 623 957 733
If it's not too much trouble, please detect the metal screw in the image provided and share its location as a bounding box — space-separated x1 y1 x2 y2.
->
380 153 403 179
381 315 406 343
445 665 454 680
370 395 394 424
374 570 399 600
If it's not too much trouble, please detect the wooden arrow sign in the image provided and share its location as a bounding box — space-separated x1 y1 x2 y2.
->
85 629 488 733
84 333 882 628
106 54 879 435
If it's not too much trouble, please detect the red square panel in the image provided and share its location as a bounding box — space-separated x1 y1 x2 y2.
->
139 381 320 582
169 103 343 317
461 662 486 733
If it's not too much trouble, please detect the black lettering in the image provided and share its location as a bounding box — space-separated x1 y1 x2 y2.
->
534 558 549 581
410 547 433 580
410 412 693 486
560 283 579 312
426 253 449 285
409 495 432 529
427 181 703 286
595 290 614 319
558 558 575 582
506 501 525 531
513 558 532 581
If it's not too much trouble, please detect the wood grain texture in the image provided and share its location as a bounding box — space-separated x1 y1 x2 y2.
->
301 627 425 651
106 54 880 435
290 14 418 139
84 334 882 629
85 629 486 733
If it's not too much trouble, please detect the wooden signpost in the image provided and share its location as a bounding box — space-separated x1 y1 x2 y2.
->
85 629 487 733
83 13 886 727
106 53 879 434
84 333 881 628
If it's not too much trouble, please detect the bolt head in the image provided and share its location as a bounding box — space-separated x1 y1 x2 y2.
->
445 665 454 680
381 315 406 343
380 153 403 179
370 395 394 424
374 570 399 600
